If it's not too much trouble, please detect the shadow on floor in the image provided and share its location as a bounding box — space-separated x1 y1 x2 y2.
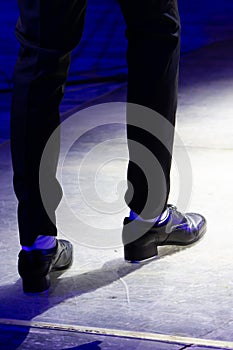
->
0 244 191 350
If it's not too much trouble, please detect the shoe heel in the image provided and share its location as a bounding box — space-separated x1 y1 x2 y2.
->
124 240 158 262
123 218 159 261
22 275 50 294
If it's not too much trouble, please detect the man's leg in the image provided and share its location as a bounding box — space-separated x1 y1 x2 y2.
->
118 0 206 260
118 0 180 219
11 0 87 247
11 0 87 292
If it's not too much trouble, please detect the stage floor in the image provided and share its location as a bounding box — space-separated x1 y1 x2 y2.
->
0 39 233 350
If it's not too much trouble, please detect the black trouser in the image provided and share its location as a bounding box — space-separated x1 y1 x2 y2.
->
11 0 180 246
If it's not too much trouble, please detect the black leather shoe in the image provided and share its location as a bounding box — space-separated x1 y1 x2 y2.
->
123 205 206 261
18 239 73 293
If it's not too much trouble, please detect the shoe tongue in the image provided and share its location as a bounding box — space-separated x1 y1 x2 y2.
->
169 205 187 225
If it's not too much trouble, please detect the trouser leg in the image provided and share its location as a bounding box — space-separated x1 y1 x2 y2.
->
11 0 87 246
118 0 181 219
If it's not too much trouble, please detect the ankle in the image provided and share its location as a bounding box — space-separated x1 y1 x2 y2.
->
22 235 56 251
129 207 169 224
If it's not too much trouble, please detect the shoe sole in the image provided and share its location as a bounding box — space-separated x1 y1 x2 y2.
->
124 222 207 262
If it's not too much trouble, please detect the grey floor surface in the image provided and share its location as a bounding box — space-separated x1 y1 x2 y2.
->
0 40 233 349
